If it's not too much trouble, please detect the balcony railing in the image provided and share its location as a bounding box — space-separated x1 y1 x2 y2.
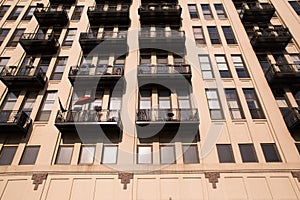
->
265 64 300 85
240 2 275 23
136 108 199 122
19 32 59 54
70 64 124 77
282 108 300 130
34 6 69 27
139 3 182 27
138 64 190 75
250 27 292 51
139 30 184 38
80 31 127 40
0 110 32 135
87 5 130 26
49 0 76 4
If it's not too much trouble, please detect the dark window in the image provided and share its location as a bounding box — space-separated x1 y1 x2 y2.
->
39 57 51 74
20 92 38 116
160 145 176 164
51 57 68 80
243 89 265 119
207 26 221 44
188 4 199 19
0 5 10 20
222 26 237 44
205 89 224 120
296 143 300 154
225 89 245 119
71 6 84 20
261 143 282 162
102 145 118 164
0 57 9 73
0 146 18 165
216 144 235 163
239 144 258 162
289 1 300 15
78 145 95 164
35 91 57 121
0 29 10 46
182 145 199 164
232 55 249 78
214 4 227 19
55 146 74 164
201 4 213 19
7 6 23 20
137 146 152 164
19 146 40 165
63 29 76 46
7 28 24 47
22 6 35 20
193 26 206 45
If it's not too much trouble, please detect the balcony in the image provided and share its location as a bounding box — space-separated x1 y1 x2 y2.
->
0 67 47 90
68 64 124 89
96 0 132 3
136 108 199 141
282 108 300 132
55 110 122 141
49 0 76 4
250 27 292 51
0 111 32 136
138 4 182 27
265 64 300 87
139 30 185 54
137 64 191 85
141 0 177 4
19 32 59 55
240 2 275 23
87 5 130 26
79 31 127 53
34 6 69 27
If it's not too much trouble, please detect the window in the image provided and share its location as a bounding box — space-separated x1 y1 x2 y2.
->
207 26 221 44
193 26 206 45
109 91 122 120
289 1 300 15
63 29 76 46
198 55 214 79
102 145 118 164
257 54 271 73
296 143 300 154
51 57 68 80
1 91 20 122
7 28 25 47
232 55 249 78
160 145 176 164
22 6 35 20
188 4 199 19
139 90 151 109
201 4 213 19
261 144 282 162
55 146 74 164
0 29 10 46
78 145 95 164
243 89 265 119
290 54 300 70
215 55 231 78
0 5 10 20
214 4 227 19
140 54 151 65
216 144 235 163
71 6 83 20
0 146 18 165
19 146 40 165
225 89 245 119
205 89 224 120
158 90 171 109
36 91 57 121
177 90 192 120
21 92 38 116
0 57 9 73
7 6 23 20
137 146 152 164
39 57 51 74
239 144 258 162
182 144 199 164
222 26 237 44
294 90 300 106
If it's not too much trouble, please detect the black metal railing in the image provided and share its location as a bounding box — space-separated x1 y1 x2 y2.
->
69 64 124 77
80 31 127 40
252 27 291 39
265 64 300 81
21 31 57 42
0 110 32 126
1 66 46 79
56 109 120 123
88 5 129 12
138 64 190 75
281 108 300 129
35 6 67 13
136 108 199 122
139 30 185 38
139 3 181 12
241 2 274 11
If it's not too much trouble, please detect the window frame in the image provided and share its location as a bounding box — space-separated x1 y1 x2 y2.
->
0 145 18 165
101 145 118 164
216 144 235 163
239 144 258 163
7 6 24 20
71 6 84 20
261 143 282 162
193 26 206 45
225 89 245 119
19 145 40 165
137 145 152 164
55 145 74 165
214 4 227 19
222 26 237 45
201 4 214 19
188 4 199 19
62 28 76 47
207 26 221 45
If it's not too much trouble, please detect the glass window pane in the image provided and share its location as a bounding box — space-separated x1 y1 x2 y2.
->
183 145 199 164
261 144 282 162
138 146 152 164
79 146 95 164
160 146 175 164
55 146 73 164
217 144 235 163
239 144 258 162
0 146 17 165
102 146 118 164
19 146 40 165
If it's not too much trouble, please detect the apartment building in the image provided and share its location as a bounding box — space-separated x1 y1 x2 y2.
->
0 0 299 199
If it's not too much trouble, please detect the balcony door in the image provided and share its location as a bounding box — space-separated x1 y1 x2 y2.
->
0 91 19 122
158 90 171 120
17 56 35 76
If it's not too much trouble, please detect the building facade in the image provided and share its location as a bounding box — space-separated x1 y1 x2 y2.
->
0 0 299 199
